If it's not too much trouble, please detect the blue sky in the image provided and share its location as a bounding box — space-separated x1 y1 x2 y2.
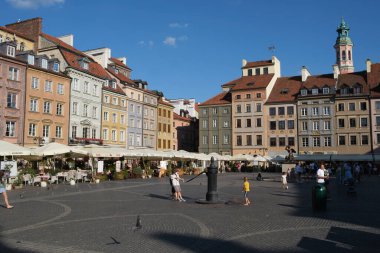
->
1 0 380 103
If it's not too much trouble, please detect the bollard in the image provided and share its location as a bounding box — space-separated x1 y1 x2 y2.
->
196 157 224 204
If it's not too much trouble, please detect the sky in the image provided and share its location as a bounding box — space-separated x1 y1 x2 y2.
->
1 0 380 103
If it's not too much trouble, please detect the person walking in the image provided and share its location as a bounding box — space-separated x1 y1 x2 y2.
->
171 169 185 202
281 172 289 190
242 177 251 205
169 169 176 200
0 170 13 209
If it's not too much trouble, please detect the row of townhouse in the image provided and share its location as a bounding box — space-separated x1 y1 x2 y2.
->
199 18 380 156
0 17 184 150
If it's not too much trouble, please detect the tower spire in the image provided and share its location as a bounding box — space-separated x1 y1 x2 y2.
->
334 17 354 74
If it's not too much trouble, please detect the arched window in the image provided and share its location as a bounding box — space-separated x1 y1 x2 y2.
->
20 42 25 51
336 51 340 61
348 50 351 60
342 50 346 61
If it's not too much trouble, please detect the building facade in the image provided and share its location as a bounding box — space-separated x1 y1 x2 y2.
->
157 98 174 150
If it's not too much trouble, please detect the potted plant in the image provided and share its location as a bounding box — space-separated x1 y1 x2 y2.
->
146 167 153 178
132 166 143 178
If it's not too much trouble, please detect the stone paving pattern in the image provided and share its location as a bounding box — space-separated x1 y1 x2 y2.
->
0 172 379 253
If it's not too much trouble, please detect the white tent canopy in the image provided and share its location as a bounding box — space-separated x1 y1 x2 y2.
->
79 145 127 158
34 142 87 157
231 154 255 161
0 140 35 156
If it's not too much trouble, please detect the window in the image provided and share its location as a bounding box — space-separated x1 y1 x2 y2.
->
236 105 241 113
212 135 218 145
288 137 295 146
256 93 262 98
312 107 319 116
246 119 251 128
246 94 251 99
338 118 345 128
73 78 79 90
103 129 109 140
120 131 125 142
45 80 52 92
301 108 307 116
302 121 308 131
120 115 125 124
144 108 148 116
83 62 89 70
270 121 276 130
269 107 276 116
350 135 357 145
361 118 368 127
376 116 380 126
72 126 77 139
353 85 362 94
313 137 321 147
248 69 252 76
202 109 207 115
53 62 59 72
57 83 64 94
56 126 62 138
112 113 117 123
202 120 208 128
375 101 380 110
339 136 346 145
41 59 48 69
324 137 331 146
338 103 344 111
323 87 330 94
254 103 261 113
287 106 294 115
42 125 50 138
6 45 15 57
56 103 63 115
349 118 356 128
377 134 380 144
43 101 51 113
112 97 118 105
212 108 218 114
257 135 262 146
362 135 369 145
255 68 260 75
7 93 17 108
236 119 242 128
5 121 16 137
103 112 109 121
202 136 208 145
300 89 307 96
30 99 38 112
302 137 309 147
236 135 242 146
324 121 331 130
83 104 88 117
360 102 367 111
323 106 330 115
104 95 110 103
28 123 36 136
112 130 117 141
32 77 39 89
263 67 269 74
246 104 251 113
93 85 98 96
83 81 89 94
130 118 134 128
223 121 229 128
278 107 285 115
312 121 319 130
223 135 229 144
8 67 19 80
349 103 355 111
223 108 228 114
212 119 217 128
236 95 241 100
279 120 285 130
288 120 294 129
279 137 286 146
256 118 262 127
130 104 134 113
312 88 318 95
150 109 154 117
246 135 252 146
92 107 97 118
341 87 349 95
270 137 276 147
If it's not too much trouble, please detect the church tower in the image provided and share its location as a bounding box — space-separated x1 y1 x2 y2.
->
334 17 354 74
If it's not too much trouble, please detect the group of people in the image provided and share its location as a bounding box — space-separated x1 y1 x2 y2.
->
169 169 186 202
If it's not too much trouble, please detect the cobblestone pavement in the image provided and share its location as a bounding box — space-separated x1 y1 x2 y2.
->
0 173 379 253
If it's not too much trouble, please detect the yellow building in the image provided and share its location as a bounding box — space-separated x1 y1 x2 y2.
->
157 98 174 150
0 26 34 52
101 80 128 146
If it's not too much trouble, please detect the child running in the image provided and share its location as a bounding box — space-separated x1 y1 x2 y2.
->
281 172 289 190
242 177 251 205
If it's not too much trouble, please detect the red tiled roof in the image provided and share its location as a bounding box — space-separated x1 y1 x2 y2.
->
0 26 35 42
222 74 275 91
106 67 135 85
158 98 174 107
110 57 131 70
266 76 302 104
174 112 192 122
301 74 336 89
41 33 90 59
61 49 111 80
368 63 380 98
337 71 368 94
199 91 231 106
242 60 273 69
102 84 126 96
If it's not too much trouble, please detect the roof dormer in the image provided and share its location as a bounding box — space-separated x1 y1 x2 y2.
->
35 55 49 69
79 57 90 70
48 58 60 72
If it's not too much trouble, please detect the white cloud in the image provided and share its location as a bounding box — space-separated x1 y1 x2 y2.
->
138 40 154 48
6 0 64 9
169 22 189 29
163 36 176 47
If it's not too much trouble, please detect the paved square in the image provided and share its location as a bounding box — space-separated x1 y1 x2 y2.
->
1 173 379 252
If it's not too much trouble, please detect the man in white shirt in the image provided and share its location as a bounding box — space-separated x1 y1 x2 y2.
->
317 165 326 184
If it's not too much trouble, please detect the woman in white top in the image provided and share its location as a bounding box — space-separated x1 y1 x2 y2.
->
171 169 186 202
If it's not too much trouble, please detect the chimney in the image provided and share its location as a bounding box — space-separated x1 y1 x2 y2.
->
242 59 247 67
366 59 372 73
57 34 74 46
333 64 340 79
5 17 42 52
117 57 127 65
301 66 311 82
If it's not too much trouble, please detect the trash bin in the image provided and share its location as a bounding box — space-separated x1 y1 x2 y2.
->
312 184 327 211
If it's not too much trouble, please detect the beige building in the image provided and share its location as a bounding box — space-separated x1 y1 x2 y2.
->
19 52 71 147
222 57 280 155
0 26 34 52
157 98 174 150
